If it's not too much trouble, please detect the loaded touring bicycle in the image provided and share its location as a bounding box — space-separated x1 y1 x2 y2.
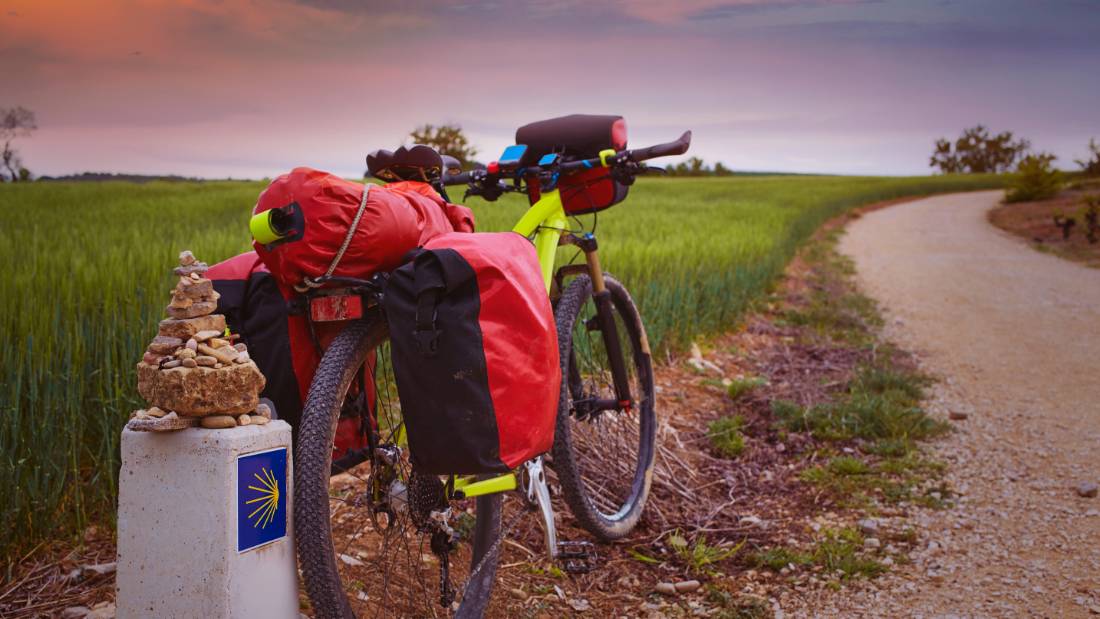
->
246 115 691 617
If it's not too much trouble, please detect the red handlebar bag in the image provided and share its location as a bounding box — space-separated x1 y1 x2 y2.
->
516 114 630 215
252 168 474 290
383 232 560 474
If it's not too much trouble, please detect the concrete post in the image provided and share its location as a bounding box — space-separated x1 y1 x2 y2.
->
116 421 299 619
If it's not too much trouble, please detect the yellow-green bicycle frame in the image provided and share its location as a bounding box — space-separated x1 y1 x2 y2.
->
512 188 569 293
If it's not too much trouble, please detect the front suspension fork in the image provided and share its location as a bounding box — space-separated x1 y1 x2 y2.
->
580 238 634 411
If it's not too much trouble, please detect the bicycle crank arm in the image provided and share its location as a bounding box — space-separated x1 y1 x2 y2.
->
522 458 559 559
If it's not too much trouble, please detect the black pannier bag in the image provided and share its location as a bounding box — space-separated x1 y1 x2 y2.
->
516 114 629 215
383 232 560 475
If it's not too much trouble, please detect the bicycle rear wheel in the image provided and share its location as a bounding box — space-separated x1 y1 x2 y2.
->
295 318 502 618
552 274 657 541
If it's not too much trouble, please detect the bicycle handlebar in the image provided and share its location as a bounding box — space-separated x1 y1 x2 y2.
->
556 130 693 173
626 130 693 163
439 130 692 190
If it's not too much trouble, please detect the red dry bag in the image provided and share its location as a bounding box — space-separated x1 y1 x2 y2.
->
252 168 474 290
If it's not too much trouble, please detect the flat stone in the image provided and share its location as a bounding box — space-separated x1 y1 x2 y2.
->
147 335 183 355
238 414 252 426
166 299 218 319
194 330 223 342
158 314 226 340
655 582 677 595
199 343 238 365
146 406 167 418
234 351 251 363
174 278 214 300
142 352 162 366
208 337 230 349
86 602 115 619
136 362 265 416
858 518 880 536
181 358 197 368
674 580 701 593
256 403 272 419
252 415 270 425
81 562 117 578
234 343 248 352
1077 482 1099 498
168 295 194 310
200 415 237 429
127 412 198 432
174 263 209 277
179 250 196 266
162 359 182 369
195 355 217 367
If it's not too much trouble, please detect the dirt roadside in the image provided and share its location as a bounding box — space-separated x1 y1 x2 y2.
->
798 190 1100 617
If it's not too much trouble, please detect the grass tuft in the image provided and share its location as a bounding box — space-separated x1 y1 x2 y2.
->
707 415 747 458
772 363 947 452
727 376 767 399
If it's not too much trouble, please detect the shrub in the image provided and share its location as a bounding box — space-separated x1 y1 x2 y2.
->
1076 138 1100 176
1081 195 1100 244
1005 152 1062 203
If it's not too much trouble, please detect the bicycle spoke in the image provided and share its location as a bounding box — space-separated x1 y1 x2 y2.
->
567 291 648 519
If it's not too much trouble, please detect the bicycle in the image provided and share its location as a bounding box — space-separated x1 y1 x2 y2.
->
291 126 691 618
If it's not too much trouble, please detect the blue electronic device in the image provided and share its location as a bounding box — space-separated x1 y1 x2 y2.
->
498 144 527 168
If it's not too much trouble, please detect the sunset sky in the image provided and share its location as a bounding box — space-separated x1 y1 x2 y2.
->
4 0 1099 178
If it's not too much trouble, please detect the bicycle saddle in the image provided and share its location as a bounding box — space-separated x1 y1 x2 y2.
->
367 144 444 183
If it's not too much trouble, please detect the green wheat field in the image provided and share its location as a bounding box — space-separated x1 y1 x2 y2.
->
0 174 1001 562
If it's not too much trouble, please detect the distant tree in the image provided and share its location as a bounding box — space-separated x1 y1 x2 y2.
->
1005 152 1061 203
1076 138 1100 176
713 161 734 177
930 125 1029 174
665 158 738 177
408 123 478 168
1 106 37 182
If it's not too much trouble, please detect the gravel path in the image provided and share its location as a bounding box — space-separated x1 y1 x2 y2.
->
794 191 1100 617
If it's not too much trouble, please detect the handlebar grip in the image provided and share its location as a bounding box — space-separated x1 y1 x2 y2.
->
441 172 471 186
628 130 692 162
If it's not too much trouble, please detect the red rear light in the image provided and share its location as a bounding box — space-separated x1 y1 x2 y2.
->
310 294 363 322
487 161 500 175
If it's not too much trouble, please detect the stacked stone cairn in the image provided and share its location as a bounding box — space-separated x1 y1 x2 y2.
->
128 250 269 431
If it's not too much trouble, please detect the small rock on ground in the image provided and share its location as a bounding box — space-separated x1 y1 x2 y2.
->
655 582 677 595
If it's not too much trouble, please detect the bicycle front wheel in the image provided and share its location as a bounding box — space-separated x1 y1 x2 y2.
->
295 318 502 619
552 274 657 541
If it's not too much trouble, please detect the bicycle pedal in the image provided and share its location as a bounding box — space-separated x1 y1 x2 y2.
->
556 541 597 573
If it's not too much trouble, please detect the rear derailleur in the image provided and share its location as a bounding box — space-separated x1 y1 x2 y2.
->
409 471 460 609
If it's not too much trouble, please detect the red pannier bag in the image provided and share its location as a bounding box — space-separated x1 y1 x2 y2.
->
516 114 629 215
252 167 474 290
208 251 372 461
383 232 560 474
